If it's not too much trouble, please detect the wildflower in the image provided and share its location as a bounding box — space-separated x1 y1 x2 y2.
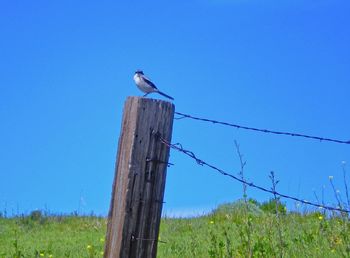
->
87 245 92 250
334 236 342 245
318 215 323 220
329 176 333 180
209 220 214 224
100 251 104 256
40 253 44 257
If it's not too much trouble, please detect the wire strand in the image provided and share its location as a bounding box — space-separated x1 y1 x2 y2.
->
159 136 350 214
174 112 350 145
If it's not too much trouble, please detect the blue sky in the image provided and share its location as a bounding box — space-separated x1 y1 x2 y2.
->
1 1 349 217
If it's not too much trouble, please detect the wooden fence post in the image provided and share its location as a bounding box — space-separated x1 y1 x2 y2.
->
104 96 174 258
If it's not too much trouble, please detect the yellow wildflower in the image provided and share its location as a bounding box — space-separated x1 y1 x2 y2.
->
209 220 214 224
318 215 323 220
87 245 92 250
332 236 342 245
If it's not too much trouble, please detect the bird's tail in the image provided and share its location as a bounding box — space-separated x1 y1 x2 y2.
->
157 90 174 101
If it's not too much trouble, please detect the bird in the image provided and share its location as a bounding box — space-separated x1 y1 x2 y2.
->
133 70 174 100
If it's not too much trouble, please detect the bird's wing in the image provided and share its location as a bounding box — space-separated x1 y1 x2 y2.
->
142 75 158 90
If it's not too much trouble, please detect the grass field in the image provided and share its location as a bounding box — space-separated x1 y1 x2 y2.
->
0 200 349 257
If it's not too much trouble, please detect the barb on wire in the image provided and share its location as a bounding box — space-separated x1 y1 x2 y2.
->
174 112 350 145
159 136 350 214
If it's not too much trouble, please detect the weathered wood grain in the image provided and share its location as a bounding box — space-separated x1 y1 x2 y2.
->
104 97 174 258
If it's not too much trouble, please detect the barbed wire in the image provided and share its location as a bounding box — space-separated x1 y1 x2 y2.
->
159 136 350 214
131 235 167 244
175 112 350 145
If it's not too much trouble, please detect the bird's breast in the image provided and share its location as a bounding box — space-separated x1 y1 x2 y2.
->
133 75 154 93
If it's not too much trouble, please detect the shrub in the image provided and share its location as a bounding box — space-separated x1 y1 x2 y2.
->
260 199 286 215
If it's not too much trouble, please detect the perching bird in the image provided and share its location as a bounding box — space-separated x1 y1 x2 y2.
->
133 70 174 100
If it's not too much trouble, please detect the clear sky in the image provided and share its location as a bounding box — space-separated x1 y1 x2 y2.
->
1 1 349 217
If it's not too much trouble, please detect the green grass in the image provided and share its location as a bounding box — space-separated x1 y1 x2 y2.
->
0 202 349 257
0 213 106 258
